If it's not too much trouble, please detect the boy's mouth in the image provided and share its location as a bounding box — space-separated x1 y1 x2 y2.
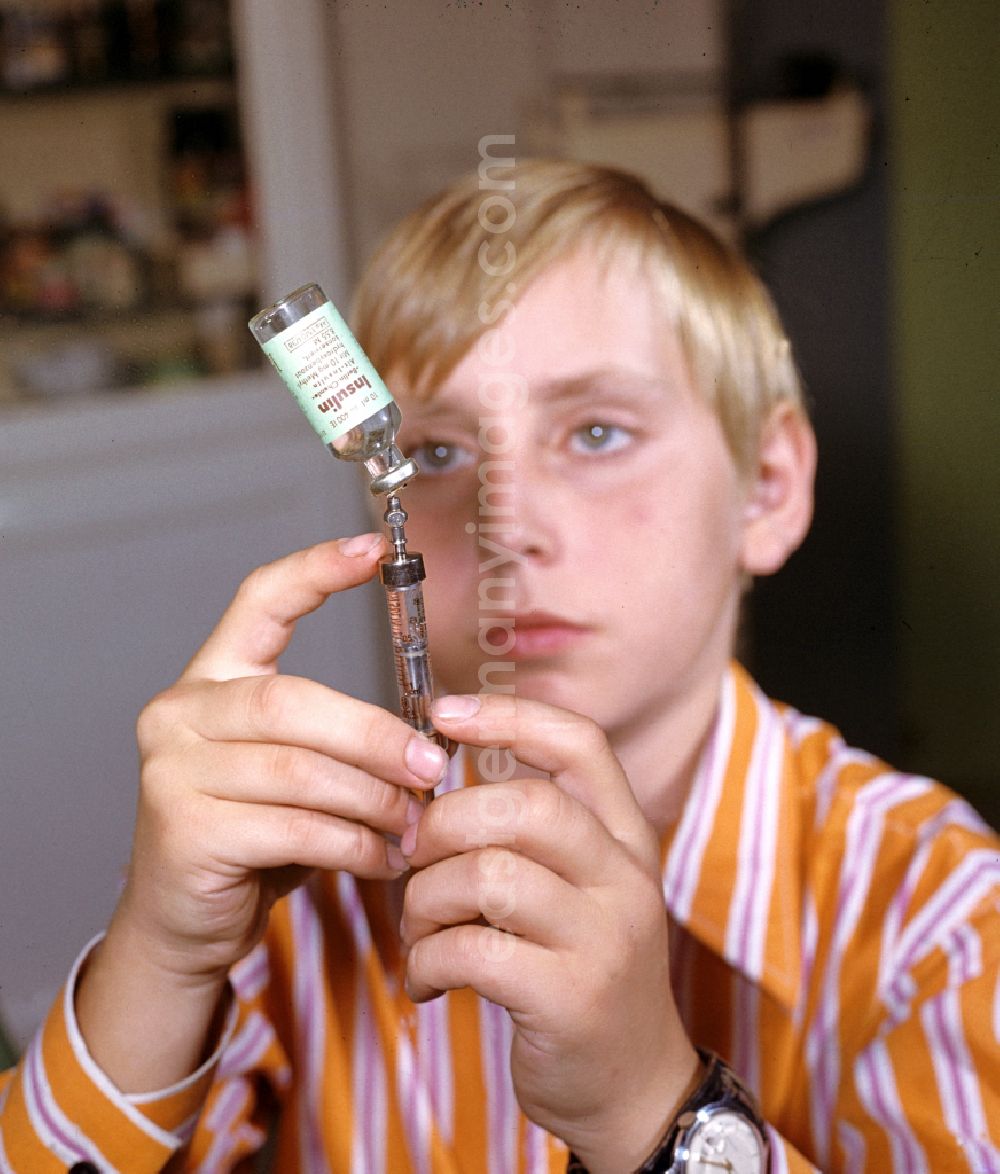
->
504 610 591 660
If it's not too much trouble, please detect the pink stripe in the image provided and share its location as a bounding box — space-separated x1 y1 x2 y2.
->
339 871 374 951
888 851 998 1004
836 1121 867 1168
796 893 819 1030
993 965 1000 1044
427 998 442 1136
291 886 329 1173
950 923 981 987
217 1012 272 1080
813 744 871 831
933 985 1000 1171
0 1128 16 1174
663 673 733 918
928 994 977 1148
412 1043 424 1173
732 699 779 976
484 999 514 1174
808 775 927 1166
419 994 450 1143
198 1078 253 1171
767 1124 789 1174
354 981 377 1174
525 1119 550 1172
879 799 984 992
400 1034 426 1174
785 709 822 747
231 943 269 1000
858 1046 926 1172
339 874 380 1171
24 1036 88 1164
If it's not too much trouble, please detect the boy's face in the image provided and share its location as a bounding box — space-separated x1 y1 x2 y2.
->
390 245 752 743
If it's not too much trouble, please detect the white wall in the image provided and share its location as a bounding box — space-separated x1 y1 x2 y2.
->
331 0 723 270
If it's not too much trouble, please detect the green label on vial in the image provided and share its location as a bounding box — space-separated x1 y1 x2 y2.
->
262 300 393 444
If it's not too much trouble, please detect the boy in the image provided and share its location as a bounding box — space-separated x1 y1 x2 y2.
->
1 161 997 1172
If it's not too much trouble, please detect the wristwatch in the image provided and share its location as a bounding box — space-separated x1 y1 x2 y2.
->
568 1048 770 1173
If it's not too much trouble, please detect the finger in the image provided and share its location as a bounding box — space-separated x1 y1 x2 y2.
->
405 923 554 1006
182 535 386 683
400 847 586 950
431 693 654 853
140 675 448 792
402 780 638 890
211 796 406 879
156 741 424 838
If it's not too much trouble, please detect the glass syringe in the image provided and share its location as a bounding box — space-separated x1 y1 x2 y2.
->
248 283 451 775
380 494 438 740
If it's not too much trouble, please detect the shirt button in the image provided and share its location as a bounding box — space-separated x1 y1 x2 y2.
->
69 1163 99 1173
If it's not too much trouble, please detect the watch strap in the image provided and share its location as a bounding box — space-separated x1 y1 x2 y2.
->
566 1048 769 1174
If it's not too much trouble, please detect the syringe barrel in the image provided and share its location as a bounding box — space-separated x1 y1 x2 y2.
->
380 555 443 744
383 582 435 736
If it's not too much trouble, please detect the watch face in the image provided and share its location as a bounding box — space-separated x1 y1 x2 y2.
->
681 1108 765 1172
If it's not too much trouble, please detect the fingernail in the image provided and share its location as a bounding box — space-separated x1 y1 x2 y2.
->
339 532 383 557
387 843 407 872
406 797 424 826
400 822 418 858
405 736 448 783
432 694 481 721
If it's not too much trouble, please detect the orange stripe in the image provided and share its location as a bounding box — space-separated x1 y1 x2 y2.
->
798 755 885 1036
900 792 985 934
314 878 360 1172
0 1069 65 1173
761 737 803 1006
366 945 413 1173
960 963 1000 1151
546 1132 570 1171
781 1134 823 1173
447 986 489 1165
684 671 757 949
885 1001 948 1157
755 992 800 1134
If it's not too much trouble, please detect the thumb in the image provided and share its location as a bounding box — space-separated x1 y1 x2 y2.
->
180 535 385 683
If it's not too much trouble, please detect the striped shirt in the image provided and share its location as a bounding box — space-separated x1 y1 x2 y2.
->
2 663 998 1171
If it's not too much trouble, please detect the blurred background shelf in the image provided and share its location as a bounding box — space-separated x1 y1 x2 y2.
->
0 0 362 1048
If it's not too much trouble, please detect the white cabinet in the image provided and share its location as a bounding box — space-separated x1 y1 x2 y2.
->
0 377 387 1044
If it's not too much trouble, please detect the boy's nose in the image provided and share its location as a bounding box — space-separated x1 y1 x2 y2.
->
502 453 565 565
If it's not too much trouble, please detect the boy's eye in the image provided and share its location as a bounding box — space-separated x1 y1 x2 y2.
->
409 440 474 475
569 422 632 454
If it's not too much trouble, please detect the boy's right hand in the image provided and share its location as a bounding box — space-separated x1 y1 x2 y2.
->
77 535 444 1091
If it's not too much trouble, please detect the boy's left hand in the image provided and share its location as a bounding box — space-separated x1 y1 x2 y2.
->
399 693 700 1173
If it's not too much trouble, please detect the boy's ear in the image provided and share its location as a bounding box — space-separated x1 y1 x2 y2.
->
739 403 817 577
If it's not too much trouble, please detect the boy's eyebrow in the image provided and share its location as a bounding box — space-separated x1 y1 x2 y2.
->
412 366 668 422
401 400 481 428
533 367 667 403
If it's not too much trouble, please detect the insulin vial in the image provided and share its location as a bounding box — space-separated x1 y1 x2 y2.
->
248 283 418 495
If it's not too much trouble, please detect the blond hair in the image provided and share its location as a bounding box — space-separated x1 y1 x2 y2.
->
351 159 804 473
